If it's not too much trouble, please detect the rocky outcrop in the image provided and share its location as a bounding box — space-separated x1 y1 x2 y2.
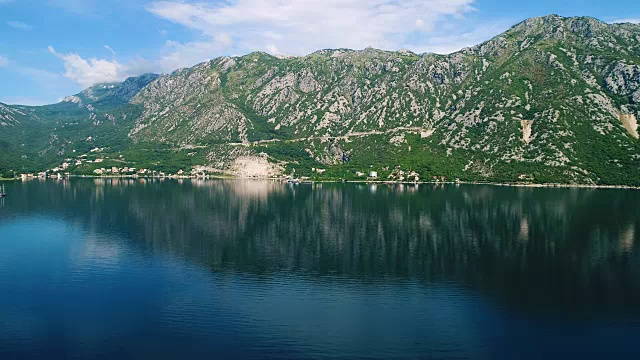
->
521 120 534 143
620 113 639 139
2 15 640 184
604 63 640 96
107 73 160 102
231 156 283 178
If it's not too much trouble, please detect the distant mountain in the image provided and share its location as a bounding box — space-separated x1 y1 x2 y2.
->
60 73 160 106
1 15 639 185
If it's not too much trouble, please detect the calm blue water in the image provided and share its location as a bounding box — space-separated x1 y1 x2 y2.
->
0 179 639 359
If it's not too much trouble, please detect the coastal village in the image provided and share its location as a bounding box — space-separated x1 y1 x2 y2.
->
19 155 460 183
15 146 459 184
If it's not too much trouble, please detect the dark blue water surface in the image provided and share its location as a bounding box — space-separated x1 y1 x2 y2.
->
0 179 639 359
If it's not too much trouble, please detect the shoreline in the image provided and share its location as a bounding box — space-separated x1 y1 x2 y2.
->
4 175 639 190
324 180 640 190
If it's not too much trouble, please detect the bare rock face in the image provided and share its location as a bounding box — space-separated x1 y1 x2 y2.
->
325 141 346 165
130 61 250 144
0 103 20 126
108 74 160 102
6 15 639 184
231 156 283 178
61 95 83 105
218 57 236 72
620 113 639 139
115 15 640 182
297 70 319 93
604 63 640 95
521 120 534 143
632 89 640 104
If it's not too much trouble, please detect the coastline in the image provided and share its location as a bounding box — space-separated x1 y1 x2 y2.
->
329 179 640 190
4 175 640 190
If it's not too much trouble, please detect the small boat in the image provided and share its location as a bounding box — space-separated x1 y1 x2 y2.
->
0 184 6 197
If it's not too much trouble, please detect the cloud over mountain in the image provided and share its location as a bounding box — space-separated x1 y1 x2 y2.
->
147 0 476 57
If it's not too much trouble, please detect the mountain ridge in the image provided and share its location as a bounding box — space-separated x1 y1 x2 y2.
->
1 14 639 185
5 14 638 108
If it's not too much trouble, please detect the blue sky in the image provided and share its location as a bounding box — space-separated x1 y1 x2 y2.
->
0 0 638 106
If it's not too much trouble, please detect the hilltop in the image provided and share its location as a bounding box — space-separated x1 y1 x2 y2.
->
1 15 639 185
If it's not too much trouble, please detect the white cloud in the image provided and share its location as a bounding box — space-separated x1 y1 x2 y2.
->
7 21 33 30
215 32 232 47
146 0 476 59
104 45 116 56
0 55 8 67
48 38 230 88
49 0 515 89
48 46 155 87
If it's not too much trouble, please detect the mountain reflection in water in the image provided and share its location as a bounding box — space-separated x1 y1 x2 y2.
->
2 179 640 359
2 179 639 316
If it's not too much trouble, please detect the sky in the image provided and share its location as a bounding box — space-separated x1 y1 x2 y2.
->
0 0 639 106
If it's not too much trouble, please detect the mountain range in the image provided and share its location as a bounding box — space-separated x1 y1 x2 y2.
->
1 14 639 185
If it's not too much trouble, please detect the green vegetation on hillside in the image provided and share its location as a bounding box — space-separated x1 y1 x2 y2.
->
1 16 639 186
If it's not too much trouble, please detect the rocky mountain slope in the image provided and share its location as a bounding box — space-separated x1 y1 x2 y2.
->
1 15 639 185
